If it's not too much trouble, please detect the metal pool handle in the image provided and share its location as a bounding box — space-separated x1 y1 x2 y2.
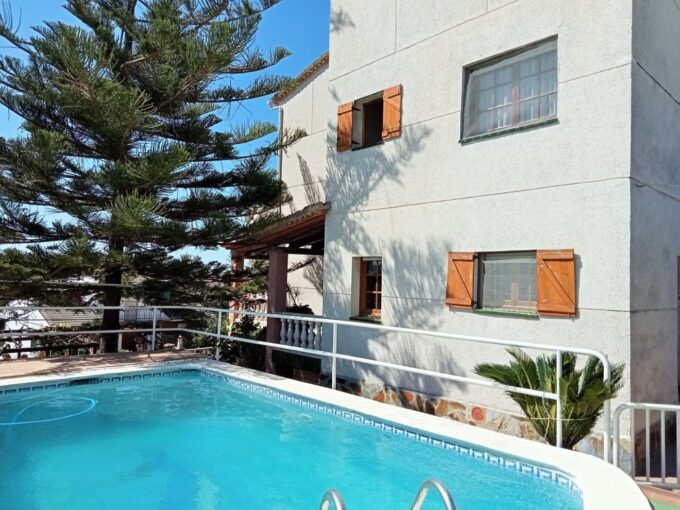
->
411 478 456 510
318 479 454 509
319 489 346 510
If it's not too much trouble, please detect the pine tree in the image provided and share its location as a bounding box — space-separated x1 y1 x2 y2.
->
0 0 302 351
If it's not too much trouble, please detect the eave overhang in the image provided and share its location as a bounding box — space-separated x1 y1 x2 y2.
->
224 202 330 260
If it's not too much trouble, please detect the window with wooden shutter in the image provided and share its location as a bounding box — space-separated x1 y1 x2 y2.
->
446 252 475 309
338 86 402 152
359 258 382 318
337 102 353 152
536 249 576 316
382 84 402 140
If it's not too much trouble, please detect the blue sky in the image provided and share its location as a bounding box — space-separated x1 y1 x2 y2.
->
0 0 330 263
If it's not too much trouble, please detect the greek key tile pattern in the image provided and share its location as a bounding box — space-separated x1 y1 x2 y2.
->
198 370 582 497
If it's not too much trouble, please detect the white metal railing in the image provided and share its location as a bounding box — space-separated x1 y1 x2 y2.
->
614 402 680 487
0 304 613 459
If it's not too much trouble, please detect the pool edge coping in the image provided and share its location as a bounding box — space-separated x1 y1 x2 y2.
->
0 359 649 510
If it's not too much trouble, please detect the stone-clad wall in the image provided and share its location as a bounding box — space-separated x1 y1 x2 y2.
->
329 376 629 462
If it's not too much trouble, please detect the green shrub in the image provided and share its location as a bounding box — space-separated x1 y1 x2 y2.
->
475 348 624 449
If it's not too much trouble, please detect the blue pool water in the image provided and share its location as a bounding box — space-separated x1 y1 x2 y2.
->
0 371 583 510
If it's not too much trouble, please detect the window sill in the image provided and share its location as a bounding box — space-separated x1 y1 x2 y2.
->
472 308 540 320
349 315 382 324
459 117 558 144
351 141 384 152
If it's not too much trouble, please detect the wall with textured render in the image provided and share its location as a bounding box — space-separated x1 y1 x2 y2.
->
630 0 680 403
321 0 637 425
277 65 329 315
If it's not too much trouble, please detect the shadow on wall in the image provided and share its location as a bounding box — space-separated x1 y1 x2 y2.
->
303 256 324 295
323 120 432 257
330 6 355 33
325 238 463 399
297 154 322 205
319 112 460 395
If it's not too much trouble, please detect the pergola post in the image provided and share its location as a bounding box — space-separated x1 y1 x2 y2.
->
229 255 244 324
266 248 288 373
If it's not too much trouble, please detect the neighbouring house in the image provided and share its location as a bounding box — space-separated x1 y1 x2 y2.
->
0 303 103 358
227 1 680 454
1 298 182 355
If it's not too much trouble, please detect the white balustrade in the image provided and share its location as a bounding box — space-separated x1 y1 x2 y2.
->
280 318 287 344
299 321 307 348
293 320 301 346
278 316 323 350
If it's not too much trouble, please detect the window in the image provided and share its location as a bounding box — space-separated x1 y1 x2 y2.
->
446 249 576 316
358 97 384 148
477 252 537 313
462 39 557 139
360 258 382 318
336 85 402 152
349 92 385 149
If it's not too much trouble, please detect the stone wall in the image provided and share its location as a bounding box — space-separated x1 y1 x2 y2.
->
328 376 630 462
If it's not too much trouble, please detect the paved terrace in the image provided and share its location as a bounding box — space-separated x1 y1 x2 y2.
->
0 351 210 381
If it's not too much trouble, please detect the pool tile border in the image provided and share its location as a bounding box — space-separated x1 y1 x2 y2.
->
0 366 581 498
198 369 581 497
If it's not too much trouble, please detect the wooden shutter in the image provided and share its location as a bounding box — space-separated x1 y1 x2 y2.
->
446 252 475 309
382 85 402 140
536 249 577 316
337 102 353 152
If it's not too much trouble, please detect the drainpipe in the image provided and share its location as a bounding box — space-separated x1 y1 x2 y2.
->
270 101 284 215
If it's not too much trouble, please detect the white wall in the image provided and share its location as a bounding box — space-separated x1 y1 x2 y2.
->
278 65 330 315
630 0 680 403
322 0 637 418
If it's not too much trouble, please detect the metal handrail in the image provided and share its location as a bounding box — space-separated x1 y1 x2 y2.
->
613 402 680 487
411 478 456 510
0 304 613 458
319 489 345 510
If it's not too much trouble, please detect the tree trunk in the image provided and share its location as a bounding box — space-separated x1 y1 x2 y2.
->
102 268 123 353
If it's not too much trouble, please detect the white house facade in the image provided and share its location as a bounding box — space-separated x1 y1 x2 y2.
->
229 0 680 452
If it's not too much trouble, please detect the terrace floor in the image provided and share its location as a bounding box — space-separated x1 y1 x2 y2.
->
0 351 210 381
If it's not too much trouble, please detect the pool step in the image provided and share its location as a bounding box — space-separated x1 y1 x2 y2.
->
318 478 456 510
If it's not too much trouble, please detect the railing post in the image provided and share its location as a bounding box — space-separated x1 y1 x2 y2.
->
151 307 157 351
612 406 620 468
332 323 338 390
661 410 667 483
604 366 611 463
645 409 651 481
556 350 563 449
676 411 679 484
216 310 222 361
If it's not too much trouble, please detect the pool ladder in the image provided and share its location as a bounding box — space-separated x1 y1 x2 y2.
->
318 477 456 510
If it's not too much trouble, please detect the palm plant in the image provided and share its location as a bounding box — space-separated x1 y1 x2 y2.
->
475 348 624 450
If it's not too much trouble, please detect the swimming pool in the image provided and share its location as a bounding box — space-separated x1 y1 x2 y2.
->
0 362 647 509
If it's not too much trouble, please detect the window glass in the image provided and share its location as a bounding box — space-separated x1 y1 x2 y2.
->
463 40 557 138
360 258 382 317
479 252 537 312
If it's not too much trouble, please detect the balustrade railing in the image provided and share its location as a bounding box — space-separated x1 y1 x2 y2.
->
279 316 323 350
